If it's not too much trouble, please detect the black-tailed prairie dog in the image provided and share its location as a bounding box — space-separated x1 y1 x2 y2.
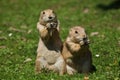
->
35 9 66 75
62 26 95 79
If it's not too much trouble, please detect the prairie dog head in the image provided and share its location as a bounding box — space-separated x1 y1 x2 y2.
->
39 9 57 23
68 26 90 45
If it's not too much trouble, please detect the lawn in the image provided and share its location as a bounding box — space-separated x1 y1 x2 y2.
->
0 0 120 80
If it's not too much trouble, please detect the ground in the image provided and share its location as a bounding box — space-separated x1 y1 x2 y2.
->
0 0 120 80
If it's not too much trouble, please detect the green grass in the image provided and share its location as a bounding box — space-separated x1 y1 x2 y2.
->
0 0 120 80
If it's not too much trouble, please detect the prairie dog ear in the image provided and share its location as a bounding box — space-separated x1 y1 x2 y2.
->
51 10 54 13
68 28 73 37
52 10 57 17
39 10 45 21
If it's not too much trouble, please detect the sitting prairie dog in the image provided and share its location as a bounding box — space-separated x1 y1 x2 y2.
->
35 9 66 75
62 26 95 79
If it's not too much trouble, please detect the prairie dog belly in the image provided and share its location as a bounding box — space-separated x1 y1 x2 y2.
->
43 50 61 64
37 39 61 64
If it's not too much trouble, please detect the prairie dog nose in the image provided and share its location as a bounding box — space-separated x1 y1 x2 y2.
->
48 16 52 19
83 37 87 41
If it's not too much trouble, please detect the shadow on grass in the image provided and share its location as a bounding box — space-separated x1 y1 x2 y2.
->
97 0 120 10
88 65 97 74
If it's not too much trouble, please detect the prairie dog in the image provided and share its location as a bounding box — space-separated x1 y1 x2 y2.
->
35 9 66 75
62 26 95 79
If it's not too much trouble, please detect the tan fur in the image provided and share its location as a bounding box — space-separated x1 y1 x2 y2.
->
62 26 93 79
39 9 60 32
35 9 66 75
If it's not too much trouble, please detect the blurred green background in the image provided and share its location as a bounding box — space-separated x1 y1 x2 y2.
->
0 0 120 80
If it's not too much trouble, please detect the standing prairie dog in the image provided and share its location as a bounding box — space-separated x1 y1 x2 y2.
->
62 26 95 79
35 9 66 75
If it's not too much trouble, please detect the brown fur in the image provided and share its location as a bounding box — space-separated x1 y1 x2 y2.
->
35 9 66 75
62 26 94 79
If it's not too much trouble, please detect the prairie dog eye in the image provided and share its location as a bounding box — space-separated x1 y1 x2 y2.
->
43 11 45 14
75 31 78 34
